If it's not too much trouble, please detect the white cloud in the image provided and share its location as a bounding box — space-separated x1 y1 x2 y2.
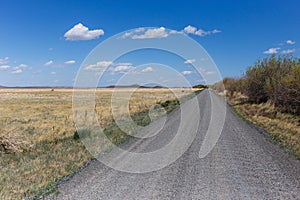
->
84 61 134 74
205 71 216 75
184 59 196 64
132 27 168 39
183 25 221 37
64 60 76 65
114 65 131 72
119 28 146 39
11 69 22 74
0 65 10 70
286 40 295 45
84 61 113 71
120 26 220 39
120 32 132 39
121 27 168 39
263 47 280 54
0 57 9 65
169 30 183 35
281 49 295 54
112 64 135 73
12 64 28 71
64 23 104 41
182 71 192 75
18 64 27 68
184 25 197 34
51 71 56 75
44 60 54 66
199 67 217 75
211 29 222 34
134 27 145 33
194 29 207 36
109 63 135 74
141 67 154 73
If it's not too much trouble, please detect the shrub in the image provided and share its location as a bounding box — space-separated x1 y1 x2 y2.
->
243 55 300 114
211 55 300 115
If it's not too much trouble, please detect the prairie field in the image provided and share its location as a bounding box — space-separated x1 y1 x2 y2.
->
0 87 195 199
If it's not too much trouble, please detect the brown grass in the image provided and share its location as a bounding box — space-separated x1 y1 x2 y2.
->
0 88 195 199
227 92 300 158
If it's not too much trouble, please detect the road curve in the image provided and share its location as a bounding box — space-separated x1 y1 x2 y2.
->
47 90 300 200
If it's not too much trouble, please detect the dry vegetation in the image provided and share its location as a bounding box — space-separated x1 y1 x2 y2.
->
211 56 300 158
221 92 300 158
0 88 195 199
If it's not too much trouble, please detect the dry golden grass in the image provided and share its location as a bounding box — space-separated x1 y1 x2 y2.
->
228 92 300 158
0 87 194 199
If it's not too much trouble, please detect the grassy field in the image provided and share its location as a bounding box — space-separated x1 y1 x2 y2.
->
226 92 300 159
0 88 196 199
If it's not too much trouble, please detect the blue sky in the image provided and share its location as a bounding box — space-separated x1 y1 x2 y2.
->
0 0 299 87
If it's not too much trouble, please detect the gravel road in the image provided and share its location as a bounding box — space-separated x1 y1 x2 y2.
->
46 90 300 200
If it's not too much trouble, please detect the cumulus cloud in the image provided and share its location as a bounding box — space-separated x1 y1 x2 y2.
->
132 27 169 39
134 27 145 33
0 57 9 65
120 26 220 39
211 29 222 34
263 47 280 54
184 25 197 34
44 60 54 66
11 69 22 74
119 28 146 39
184 59 196 64
84 61 113 71
0 65 10 70
286 40 295 45
281 49 295 54
18 64 27 68
183 25 221 37
141 67 154 73
64 60 76 65
182 71 192 75
12 64 27 71
120 27 169 39
169 30 183 35
113 65 132 72
111 63 135 73
84 61 134 74
64 23 104 41
199 67 217 75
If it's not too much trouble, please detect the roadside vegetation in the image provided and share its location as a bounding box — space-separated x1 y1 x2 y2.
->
211 55 300 158
0 88 201 199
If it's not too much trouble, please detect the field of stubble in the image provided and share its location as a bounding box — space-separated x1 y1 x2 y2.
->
0 88 194 199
